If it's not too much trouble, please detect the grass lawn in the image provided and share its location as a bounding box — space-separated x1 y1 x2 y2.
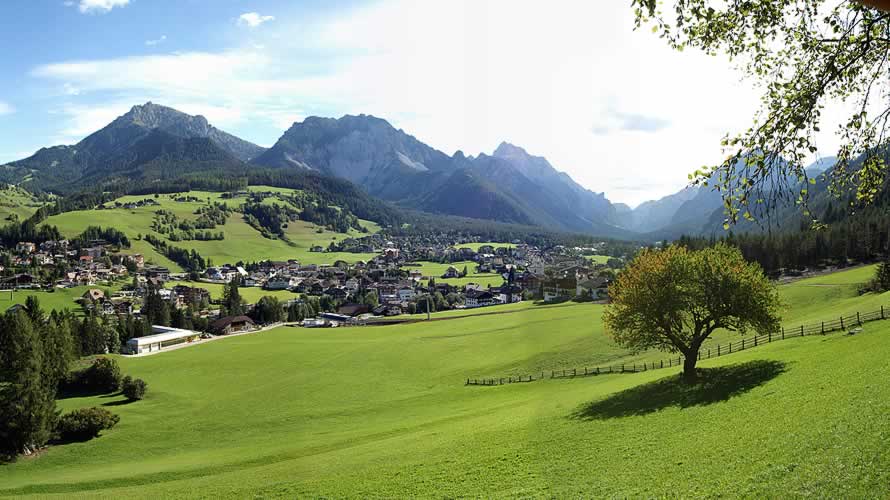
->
0 281 129 315
165 280 299 304
41 187 381 272
453 241 516 252
3 266 890 497
408 260 505 288
587 254 613 265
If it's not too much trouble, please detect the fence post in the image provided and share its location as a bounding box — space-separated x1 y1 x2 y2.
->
668 358 672 367
466 378 470 385
621 364 625 372
717 345 720 356
754 336 757 347
882 305 885 320
742 339 745 350
821 321 824 334
857 312 861 326
800 325 804 337
573 368 577 377
840 317 844 330
708 348 712 358
729 343 732 353
660 360 663 368
782 327 785 340
769 331 772 343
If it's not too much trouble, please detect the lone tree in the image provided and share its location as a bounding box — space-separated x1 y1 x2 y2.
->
632 0 890 225
603 244 781 381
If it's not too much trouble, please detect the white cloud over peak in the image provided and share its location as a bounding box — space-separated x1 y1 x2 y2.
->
33 0 850 205
75 0 130 13
237 12 275 28
145 35 166 46
0 101 14 116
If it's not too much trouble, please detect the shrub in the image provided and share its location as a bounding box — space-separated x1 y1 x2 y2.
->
57 407 119 442
69 357 122 393
121 376 147 401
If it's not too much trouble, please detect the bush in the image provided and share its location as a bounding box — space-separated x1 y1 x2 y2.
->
57 407 119 442
121 376 147 401
69 357 122 393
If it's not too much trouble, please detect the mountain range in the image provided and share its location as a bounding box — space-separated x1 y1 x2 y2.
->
0 102 837 240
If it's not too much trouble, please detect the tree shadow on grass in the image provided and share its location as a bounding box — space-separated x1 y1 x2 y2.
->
571 360 787 421
101 398 135 407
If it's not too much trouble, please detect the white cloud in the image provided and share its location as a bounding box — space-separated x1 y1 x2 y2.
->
0 101 13 116
237 12 275 28
75 0 130 13
33 1 851 205
145 35 166 46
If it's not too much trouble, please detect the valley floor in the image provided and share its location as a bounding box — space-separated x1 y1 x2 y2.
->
2 266 889 497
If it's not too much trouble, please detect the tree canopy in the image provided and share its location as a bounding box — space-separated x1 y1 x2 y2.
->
633 0 890 226
603 244 781 380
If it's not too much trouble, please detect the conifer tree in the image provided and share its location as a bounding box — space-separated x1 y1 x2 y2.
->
0 312 57 457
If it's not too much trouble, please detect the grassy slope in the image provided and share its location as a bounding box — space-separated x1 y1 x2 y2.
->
3 266 890 497
41 187 380 273
0 186 44 222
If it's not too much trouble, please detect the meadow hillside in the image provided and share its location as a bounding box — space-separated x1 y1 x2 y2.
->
2 266 889 497
0 186 45 222
41 187 381 272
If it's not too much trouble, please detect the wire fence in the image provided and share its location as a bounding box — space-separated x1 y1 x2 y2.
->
464 305 885 387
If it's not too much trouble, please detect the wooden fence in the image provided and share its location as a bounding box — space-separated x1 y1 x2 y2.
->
464 305 886 387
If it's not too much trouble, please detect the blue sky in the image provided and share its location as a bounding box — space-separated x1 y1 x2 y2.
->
0 0 842 205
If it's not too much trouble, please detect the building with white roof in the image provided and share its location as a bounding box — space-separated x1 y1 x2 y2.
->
124 326 199 355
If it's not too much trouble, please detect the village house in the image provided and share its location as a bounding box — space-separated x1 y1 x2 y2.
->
15 242 36 254
465 289 498 308
210 316 256 335
442 266 460 279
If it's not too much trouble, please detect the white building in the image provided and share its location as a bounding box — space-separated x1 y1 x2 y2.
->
124 326 199 355
398 287 416 302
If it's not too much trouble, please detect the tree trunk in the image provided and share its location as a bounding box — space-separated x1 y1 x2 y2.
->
682 351 698 383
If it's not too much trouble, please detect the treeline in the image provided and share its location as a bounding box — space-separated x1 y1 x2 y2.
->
0 220 61 248
244 170 402 226
143 234 209 272
0 299 152 459
674 207 890 274
72 226 131 248
242 201 300 240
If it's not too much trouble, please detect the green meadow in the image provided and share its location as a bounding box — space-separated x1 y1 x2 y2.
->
41 187 381 273
408 260 506 288
453 241 516 252
0 186 45 222
2 266 889 497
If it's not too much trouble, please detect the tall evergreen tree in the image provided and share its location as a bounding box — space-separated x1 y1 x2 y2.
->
0 312 57 457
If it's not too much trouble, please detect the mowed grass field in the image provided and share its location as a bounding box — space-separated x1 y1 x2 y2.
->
407 260 506 288
3 266 890 497
41 187 380 272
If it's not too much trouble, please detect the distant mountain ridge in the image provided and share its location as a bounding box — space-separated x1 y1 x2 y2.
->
1 102 266 192
251 114 633 238
1 101 847 241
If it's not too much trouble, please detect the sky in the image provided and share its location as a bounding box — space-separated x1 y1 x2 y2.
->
0 0 845 206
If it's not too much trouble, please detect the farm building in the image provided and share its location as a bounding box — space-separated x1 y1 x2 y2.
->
125 326 200 355
210 315 256 335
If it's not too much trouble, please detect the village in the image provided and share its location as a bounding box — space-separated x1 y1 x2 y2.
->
0 235 618 354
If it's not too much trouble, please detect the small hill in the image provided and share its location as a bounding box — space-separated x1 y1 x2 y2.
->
41 187 381 273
